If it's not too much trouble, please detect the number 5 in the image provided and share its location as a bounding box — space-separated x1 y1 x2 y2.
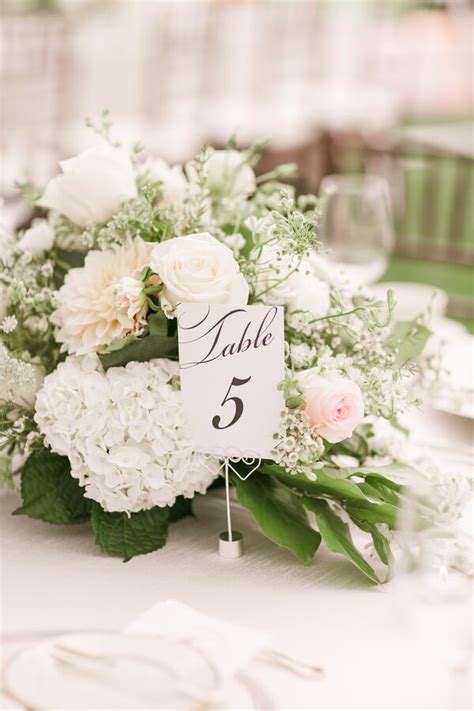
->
212 376 251 430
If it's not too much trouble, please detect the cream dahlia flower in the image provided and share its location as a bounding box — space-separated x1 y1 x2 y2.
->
52 238 152 355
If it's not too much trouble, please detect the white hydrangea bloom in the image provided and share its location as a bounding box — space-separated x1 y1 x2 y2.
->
34 355 219 513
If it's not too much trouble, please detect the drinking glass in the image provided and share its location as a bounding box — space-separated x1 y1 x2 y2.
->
391 472 473 707
318 174 394 285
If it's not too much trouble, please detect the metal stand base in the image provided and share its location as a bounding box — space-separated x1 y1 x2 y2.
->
218 530 243 558
218 458 245 558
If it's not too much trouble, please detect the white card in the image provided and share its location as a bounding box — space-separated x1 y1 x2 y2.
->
177 303 285 458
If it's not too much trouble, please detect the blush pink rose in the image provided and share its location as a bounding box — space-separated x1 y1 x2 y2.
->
301 372 365 444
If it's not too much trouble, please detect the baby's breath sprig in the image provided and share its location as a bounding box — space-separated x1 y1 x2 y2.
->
85 109 120 148
187 145 212 190
267 190 322 258
14 180 42 208
84 182 175 250
0 403 43 486
240 137 267 168
272 407 324 476
279 368 305 410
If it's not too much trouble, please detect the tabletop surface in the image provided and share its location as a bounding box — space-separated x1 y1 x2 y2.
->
1 407 472 710
396 121 474 160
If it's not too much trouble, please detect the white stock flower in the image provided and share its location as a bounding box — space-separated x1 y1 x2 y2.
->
149 232 249 313
18 220 55 257
52 237 152 355
34 356 219 513
0 343 44 409
0 285 9 322
1 315 17 334
200 149 256 200
38 147 138 227
140 158 188 208
255 244 330 319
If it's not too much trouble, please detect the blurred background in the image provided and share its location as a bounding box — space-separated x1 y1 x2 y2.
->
1 0 473 328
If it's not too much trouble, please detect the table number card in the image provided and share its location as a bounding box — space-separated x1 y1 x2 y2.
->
177 303 285 459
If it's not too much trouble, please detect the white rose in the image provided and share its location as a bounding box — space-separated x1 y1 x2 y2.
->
37 147 138 227
256 245 330 318
201 149 256 199
149 232 249 312
17 219 55 257
140 158 188 208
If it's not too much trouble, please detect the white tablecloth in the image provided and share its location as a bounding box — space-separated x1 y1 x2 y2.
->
1 408 472 710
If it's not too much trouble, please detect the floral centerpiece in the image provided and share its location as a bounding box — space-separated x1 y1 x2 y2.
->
0 114 436 582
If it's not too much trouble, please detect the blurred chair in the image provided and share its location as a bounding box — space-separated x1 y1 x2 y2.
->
0 12 69 197
327 123 474 327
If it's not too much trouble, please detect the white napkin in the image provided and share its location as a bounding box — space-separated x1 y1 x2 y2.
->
126 599 269 680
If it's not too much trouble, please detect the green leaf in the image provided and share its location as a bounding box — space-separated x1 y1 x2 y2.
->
302 497 380 584
356 481 388 502
55 248 86 269
261 463 370 503
98 333 178 370
386 320 431 367
370 529 391 566
91 504 169 561
13 449 91 524
345 501 399 527
148 311 169 337
348 513 392 566
232 473 321 564
169 496 194 523
333 430 369 460
361 471 403 493
363 477 400 506
104 335 138 353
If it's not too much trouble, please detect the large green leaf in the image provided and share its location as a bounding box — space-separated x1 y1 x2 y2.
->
302 497 380 584
344 501 399 527
169 496 194 523
358 470 403 493
148 311 169 337
386 320 431 368
360 478 400 506
232 473 321 564
261 463 370 503
98 333 178 370
91 504 169 561
348 513 392 566
13 449 91 524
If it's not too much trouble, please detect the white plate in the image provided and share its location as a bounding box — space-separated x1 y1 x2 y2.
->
2 632 269 711
372 282 448 321
430 335 474 419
